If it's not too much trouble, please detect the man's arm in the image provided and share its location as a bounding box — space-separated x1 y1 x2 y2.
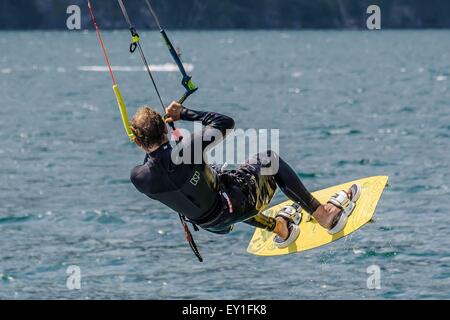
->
180 107 235 149
165 102 235 164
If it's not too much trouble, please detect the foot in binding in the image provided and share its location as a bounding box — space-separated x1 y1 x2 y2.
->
273 203 302 249
313 184 362 234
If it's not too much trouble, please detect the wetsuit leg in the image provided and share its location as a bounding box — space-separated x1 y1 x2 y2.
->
273 154 321 214
205 225 234 235
201 151 320 233
243 153 320 231
249 150 321 214
244 213 276 231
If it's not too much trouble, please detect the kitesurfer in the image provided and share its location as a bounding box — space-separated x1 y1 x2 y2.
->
130 102 361 248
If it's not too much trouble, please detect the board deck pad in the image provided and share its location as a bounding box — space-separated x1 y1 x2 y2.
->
247 176 388 256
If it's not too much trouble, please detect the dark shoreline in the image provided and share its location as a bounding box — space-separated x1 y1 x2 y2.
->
2 0 450 30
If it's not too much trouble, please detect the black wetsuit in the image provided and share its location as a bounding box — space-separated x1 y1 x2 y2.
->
131 108 321 234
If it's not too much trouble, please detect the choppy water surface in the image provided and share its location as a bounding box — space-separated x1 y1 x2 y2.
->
0 30 449 299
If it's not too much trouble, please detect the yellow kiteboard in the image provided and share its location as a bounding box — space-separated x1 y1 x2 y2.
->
247 176 388 256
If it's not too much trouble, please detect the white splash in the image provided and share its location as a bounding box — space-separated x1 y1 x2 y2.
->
78 63 194 73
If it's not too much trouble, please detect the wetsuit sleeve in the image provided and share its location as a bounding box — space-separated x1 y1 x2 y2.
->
178 108 235 163
181 107 235 138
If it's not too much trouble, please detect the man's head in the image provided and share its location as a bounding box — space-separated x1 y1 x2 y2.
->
130 106 168 151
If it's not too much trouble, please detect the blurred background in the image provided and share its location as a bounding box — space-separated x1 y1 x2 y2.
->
2 0 450 29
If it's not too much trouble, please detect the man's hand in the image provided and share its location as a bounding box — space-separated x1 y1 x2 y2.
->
165 101 183 123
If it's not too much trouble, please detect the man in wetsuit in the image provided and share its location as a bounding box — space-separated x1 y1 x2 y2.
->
130 102 360 248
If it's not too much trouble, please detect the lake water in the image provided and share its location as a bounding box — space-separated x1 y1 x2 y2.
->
0 30 449 299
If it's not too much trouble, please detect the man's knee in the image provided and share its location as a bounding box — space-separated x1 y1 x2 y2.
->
265 150 278 158
260 150 280 175
249 150 278 165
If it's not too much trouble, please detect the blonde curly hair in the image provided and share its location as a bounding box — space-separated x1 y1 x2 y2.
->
130 106 166 149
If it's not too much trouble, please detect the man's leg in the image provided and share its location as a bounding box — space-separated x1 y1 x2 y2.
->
245 214 290 239
244 213 276 231
271 152 356 231
237 150 355 241
241 151 320 240
244 151 352 239
273 154 321 214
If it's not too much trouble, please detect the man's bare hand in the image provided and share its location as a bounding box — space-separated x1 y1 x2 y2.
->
165 101 183 123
